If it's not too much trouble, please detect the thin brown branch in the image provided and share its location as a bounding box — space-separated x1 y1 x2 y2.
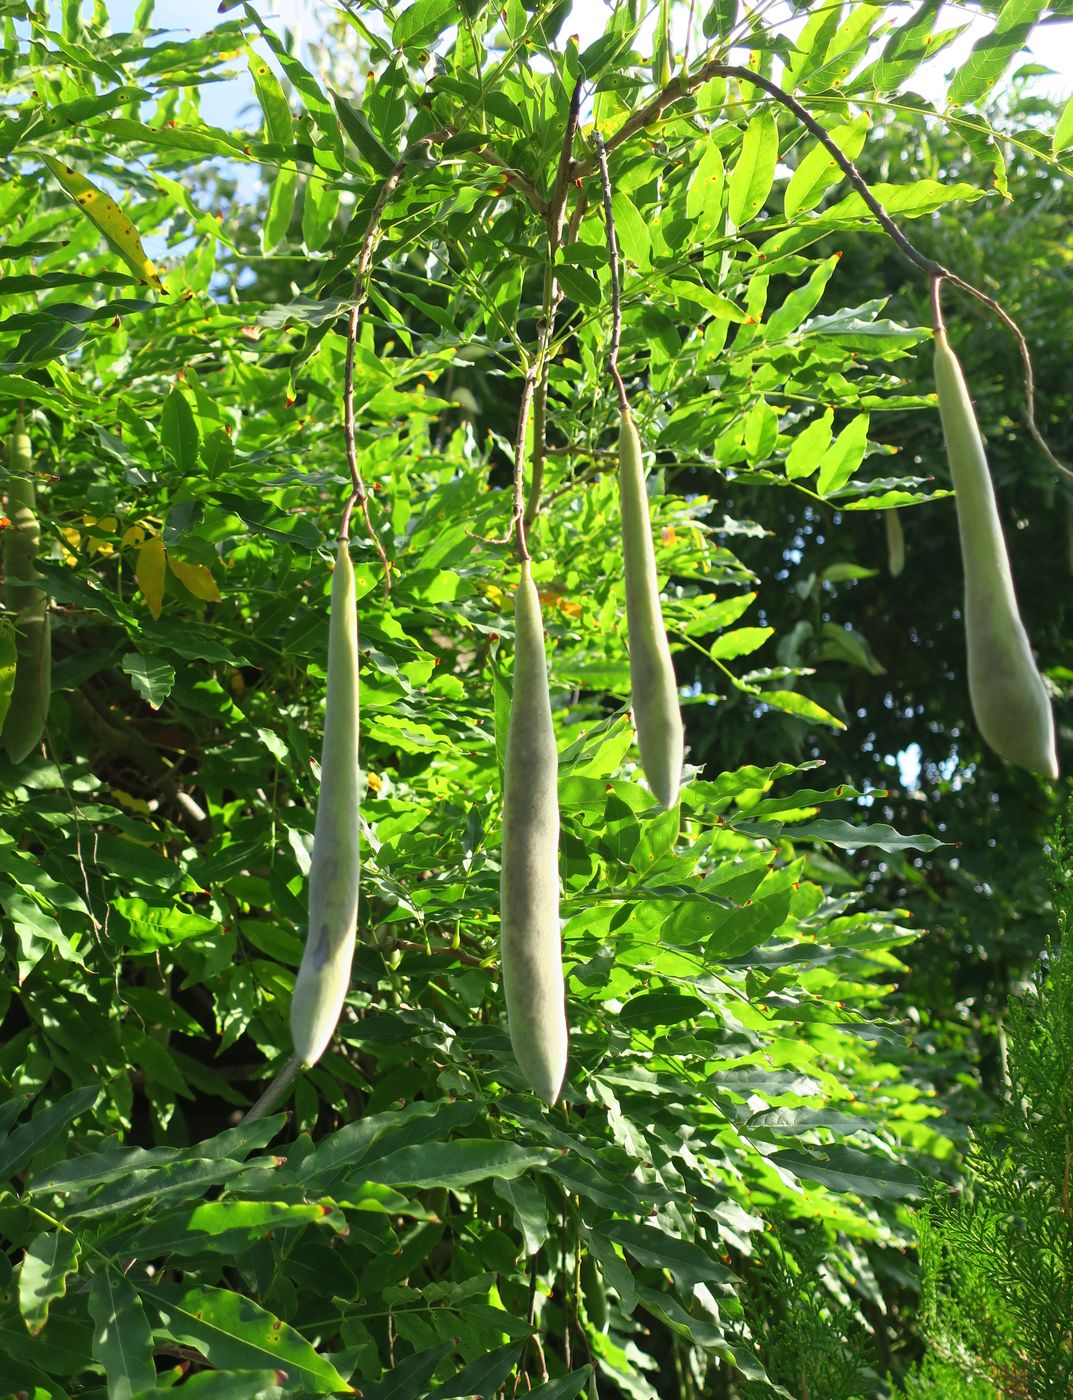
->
573 62 1068 480
544 445 617 459
435 126 548 215
937 269 1072 482
542 461 608 512
68 688 211 838
560 1204 572 1372
387 937 486 967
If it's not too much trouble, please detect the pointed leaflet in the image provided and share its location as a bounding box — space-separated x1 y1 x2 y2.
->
771 1145 921 1197
361 1342 453 1400
363 1139 551 1190
151 1283 353 1392
0 1085 99 1182
42 158 164 292
88 1270 156 1400
121 652 175 709
167 557 221 602
817 413 870 495
161 387 199 472
1054 93 1073 154
130 1376 286 1400
785 410 833 480
135 536 166 619
784 115 869 218
493 1173 550 1253
19 1230 79 1335
426 1342 525 1400
728 109 778 227
525 1372 594 1400
947 0 1047 106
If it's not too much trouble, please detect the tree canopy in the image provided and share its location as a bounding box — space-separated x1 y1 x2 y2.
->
0 1 1070 1395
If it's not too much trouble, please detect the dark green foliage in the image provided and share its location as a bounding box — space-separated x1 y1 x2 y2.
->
906 818 1073 1396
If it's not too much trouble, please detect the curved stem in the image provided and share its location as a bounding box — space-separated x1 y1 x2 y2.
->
595 134 628 414
930 275 944 336
524 77 585 531
340 137 443 582
513 371 537 562
240 1053 302 1124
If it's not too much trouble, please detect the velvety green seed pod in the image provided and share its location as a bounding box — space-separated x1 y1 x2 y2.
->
934 329 1057 779
290 538 360 1066
619 409 684 808
652 0 672 86
500 559 567 1105
3 416 51 765
885 510 905 578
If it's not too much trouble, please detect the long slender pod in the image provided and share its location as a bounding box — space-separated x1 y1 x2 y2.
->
500 559 567 1104
3 414 51 764
290 538 361 1066
934 329 1057 778
885 510 905 578
618 410 684 808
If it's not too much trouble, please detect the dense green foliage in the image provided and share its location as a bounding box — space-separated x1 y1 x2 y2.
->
891 818 1073 1397
0 0 1070 1396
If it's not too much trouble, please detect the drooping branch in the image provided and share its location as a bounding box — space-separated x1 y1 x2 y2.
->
572 61 1068 481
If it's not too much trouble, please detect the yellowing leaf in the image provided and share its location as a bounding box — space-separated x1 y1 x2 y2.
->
43 157 165 294
167 557 221 603
136 536 166 619
60 526 81 564
122 524 146 547
366 771 383 793
538 588 581 620
481 583 507 609
110 787 152 815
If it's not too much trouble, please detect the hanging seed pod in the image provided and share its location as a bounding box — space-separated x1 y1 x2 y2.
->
290 538 361 1066
500 559 567 1105
619 409 684 808
885 510 905 578
3 414 51 765
934 329 1057 779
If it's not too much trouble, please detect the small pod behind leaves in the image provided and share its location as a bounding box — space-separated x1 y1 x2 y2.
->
933 329 1057 779
500 560 567 1105
885 510 905 578
3 416 51 765
618 409 684 808
290 538 361 1066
